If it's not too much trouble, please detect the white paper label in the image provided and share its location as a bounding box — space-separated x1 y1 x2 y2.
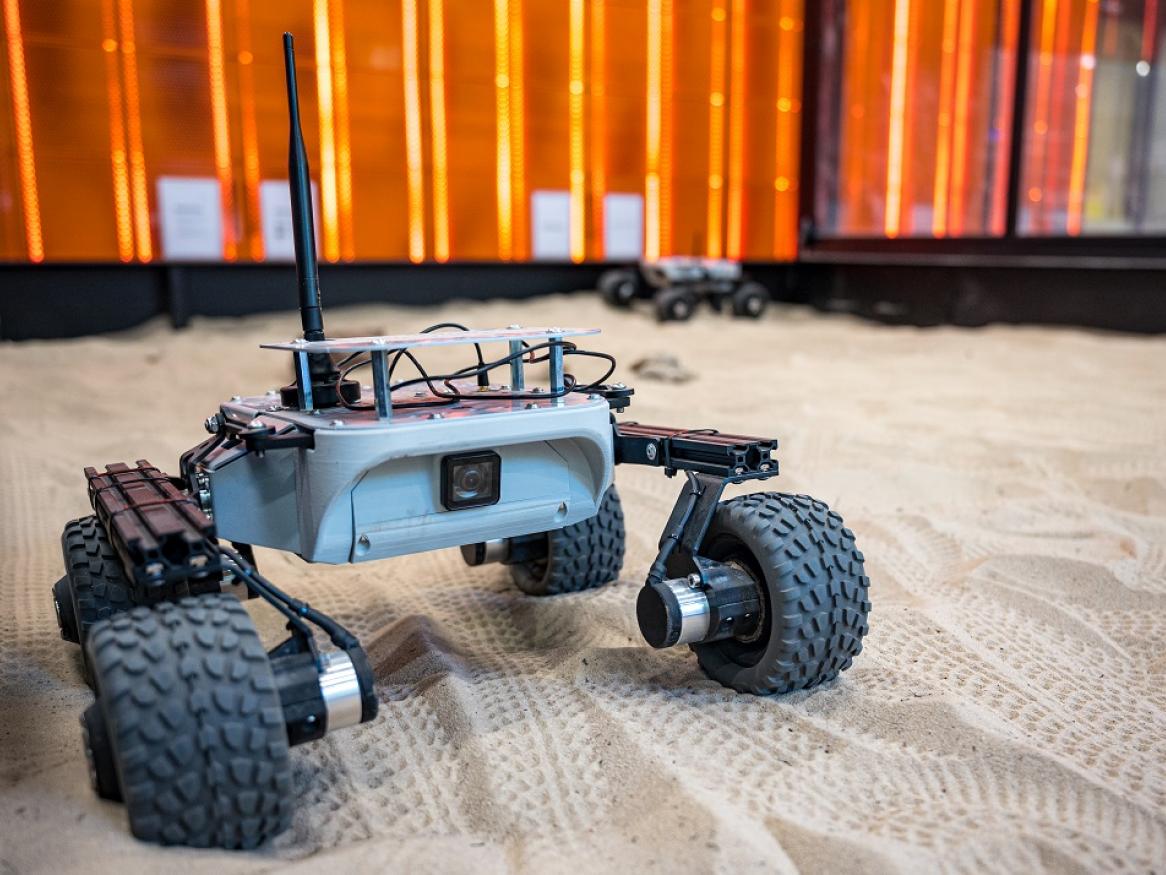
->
156 177 223 261
261 179 319 261
531 190 572 260
604 193 644 260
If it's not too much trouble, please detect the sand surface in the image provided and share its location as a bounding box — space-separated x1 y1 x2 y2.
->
1 295 1164 874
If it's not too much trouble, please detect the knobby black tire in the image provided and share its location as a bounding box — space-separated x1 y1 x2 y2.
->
693 492 870 695
511 487 626 596
85 594 293 848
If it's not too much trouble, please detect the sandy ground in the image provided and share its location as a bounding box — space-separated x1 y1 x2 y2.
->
0 294 1164 874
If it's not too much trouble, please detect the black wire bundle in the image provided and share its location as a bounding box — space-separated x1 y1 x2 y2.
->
334 323 617 412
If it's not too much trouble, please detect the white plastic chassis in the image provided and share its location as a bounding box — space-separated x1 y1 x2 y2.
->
201 327 614 565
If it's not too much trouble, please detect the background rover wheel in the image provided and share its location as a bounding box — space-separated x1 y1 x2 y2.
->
598 268 640 308
84 594 292 848
655 288 698 322
692 492 870 695
731 281 769 319
510 487 626 596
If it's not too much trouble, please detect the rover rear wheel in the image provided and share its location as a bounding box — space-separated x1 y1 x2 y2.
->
84 594 292 848
510 487 626 596
692 492 870 695
655 288 698 322
598 269 640 308
58 516 141 684
731 281 769 318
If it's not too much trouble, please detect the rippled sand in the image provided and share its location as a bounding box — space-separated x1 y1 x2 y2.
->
1 295 1164 873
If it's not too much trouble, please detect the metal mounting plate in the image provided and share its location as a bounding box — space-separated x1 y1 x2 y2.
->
261 326 600 355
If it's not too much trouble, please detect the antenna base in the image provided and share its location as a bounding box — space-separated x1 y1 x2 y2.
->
280 378 362 411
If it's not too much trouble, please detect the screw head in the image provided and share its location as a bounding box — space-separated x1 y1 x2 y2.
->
204 414 222 434
645 442 658 461
230 395 241 402
429 412 443 419
525 402 539 409
508 324 521 329
331 420 345 427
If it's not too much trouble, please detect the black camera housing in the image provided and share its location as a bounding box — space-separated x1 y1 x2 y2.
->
440 451 502 510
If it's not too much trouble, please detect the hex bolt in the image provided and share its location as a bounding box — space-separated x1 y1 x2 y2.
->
687 573 703 589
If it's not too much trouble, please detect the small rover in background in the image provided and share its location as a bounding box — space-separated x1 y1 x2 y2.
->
598 257 771 321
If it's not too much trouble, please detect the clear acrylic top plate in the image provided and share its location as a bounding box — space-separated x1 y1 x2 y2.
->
261 326 600 355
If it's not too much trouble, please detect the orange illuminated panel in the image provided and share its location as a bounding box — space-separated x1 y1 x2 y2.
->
0 0 808 263
1066 0 1100 235
568 0 585 263
3 0 42 262
402 0 425 262
205 0 235 260
706 0 727 257
117 0 151 262
990 0 1021 234
428 0 451 263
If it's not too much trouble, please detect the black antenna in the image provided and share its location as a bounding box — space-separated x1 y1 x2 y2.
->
283 33 325 342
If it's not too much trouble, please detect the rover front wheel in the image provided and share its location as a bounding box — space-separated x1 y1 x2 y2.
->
693 492 870 695
655 288 698 322
510 487 626 596
84 594 292 848
731 281 769 318
598 269 640 308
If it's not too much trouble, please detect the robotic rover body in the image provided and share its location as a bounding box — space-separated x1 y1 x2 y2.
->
598 257 771 321
51 35 870 849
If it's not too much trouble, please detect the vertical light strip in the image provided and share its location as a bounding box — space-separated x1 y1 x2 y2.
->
989 0 1021 234
706 0 728 257
948 0 977 236
494 0 513 260
645 0 662 260
205 0 236 260
932 0 960 237
1141 0 1159 62
589 0 606 258
101 0 133 262
236 0 263 260
402 0 426 262
3 0 42 262
118 0 151 261
568 0 586 263
725 0 746 259
1028 0 1059 227
329 0 354 260
1045 0 1073 227
509 0 526 259
898 0 924 234
312 0 339 261
428 0 450 262
773 1 801 259
1066 0 1100 235
883 0 911 238
660 0 673 255
842 1 870 225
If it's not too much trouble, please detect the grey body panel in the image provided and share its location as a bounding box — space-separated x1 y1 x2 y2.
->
203 386 614 565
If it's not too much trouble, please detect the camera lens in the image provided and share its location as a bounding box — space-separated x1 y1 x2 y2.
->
442 451 501 510
454 464 484 497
